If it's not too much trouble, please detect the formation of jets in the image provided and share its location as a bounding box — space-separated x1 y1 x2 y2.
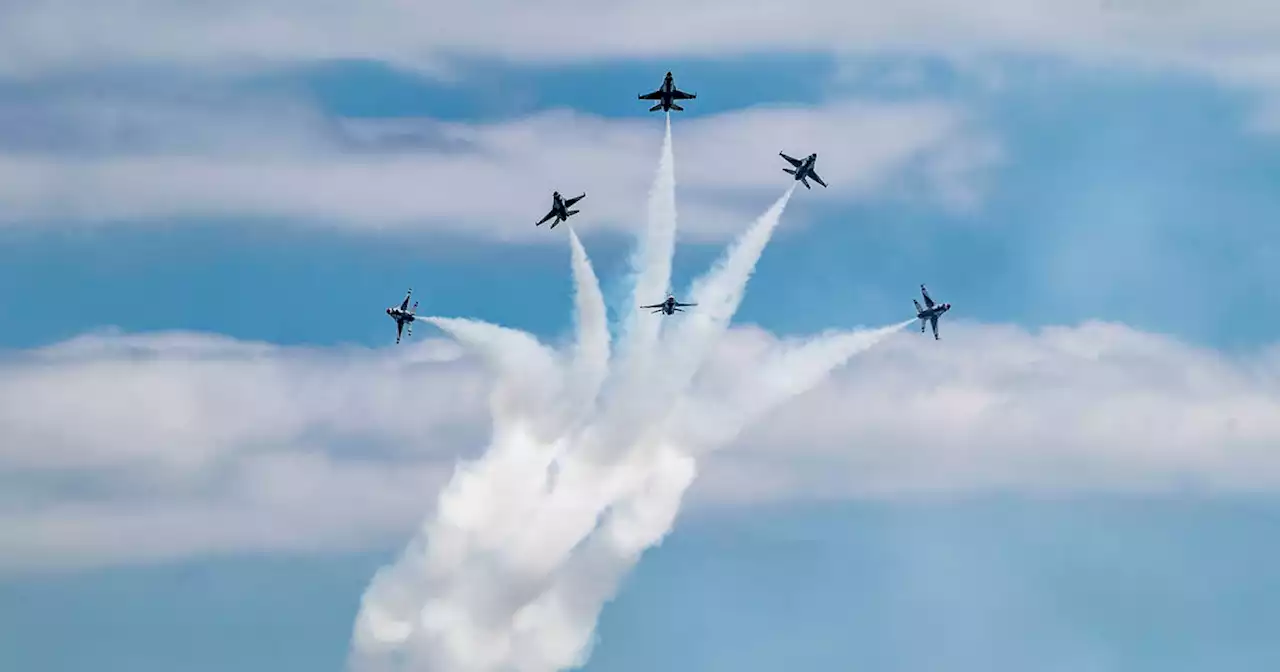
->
385 71 955 342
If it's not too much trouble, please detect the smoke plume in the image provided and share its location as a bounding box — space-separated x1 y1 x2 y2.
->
350 113 910 672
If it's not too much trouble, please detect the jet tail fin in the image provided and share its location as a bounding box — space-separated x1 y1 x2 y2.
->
649 103 663 112
411 301 418 314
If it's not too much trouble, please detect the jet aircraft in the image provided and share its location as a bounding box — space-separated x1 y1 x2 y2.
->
536 191 586 229
913 284 951 340
779 152 827 189
642 295 697 315
386 289 419 344
638 71 696 112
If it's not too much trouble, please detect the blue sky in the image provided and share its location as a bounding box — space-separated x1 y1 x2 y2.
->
4 6 1280 672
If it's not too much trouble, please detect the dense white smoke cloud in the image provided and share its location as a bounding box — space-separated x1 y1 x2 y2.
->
350 115 911 672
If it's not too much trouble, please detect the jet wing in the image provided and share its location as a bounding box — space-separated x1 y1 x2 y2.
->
808 171 828 188
638 90 665 100
670 89 696 100
930 314 940 339
920 284 935 308
400 291 412 311
536 209 558 226
673 301 697 307
640 303 663 309
563 194 585 207
780 152 804 167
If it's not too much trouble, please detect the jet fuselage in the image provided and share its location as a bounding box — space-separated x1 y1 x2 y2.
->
640 71 693 112
915 303 951 320
550 192 568 220
794 154 818 181
386 307 416 323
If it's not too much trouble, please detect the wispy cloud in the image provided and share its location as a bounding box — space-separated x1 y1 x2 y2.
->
4 1 1280 93
3 321 1279 573
0 95 994 240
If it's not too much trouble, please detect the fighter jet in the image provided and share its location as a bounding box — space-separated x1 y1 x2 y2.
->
913 284 951 340
642 295 697 315
386 288 419 344
638 71 696 112
536 191 586 229
779 152 827 189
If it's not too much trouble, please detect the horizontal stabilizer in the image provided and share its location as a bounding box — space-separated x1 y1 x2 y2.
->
783 168 796 175
649 103 663 112
670 103 683 111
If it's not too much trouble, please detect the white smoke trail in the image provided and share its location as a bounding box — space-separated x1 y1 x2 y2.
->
351 318 566 672
425 317 562 430
683 186 796 330
566 228 610 419
596 186 796 450
618 113 677 364
662 187 796 391
350 118 905 672
501 442 696 670
668 320 917 453
504 322 911 670
352 236 613 672
354 233 609 658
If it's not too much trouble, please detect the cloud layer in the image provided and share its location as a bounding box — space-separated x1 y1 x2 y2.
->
4 320 1279 573
2 0 1279 87
0 95 993 239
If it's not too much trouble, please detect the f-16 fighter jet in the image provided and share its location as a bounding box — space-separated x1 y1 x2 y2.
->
913 284 951 340
642 295 697 315
536 191 586 229
638 71 696 112
386 289 419 344
779 152 827 189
